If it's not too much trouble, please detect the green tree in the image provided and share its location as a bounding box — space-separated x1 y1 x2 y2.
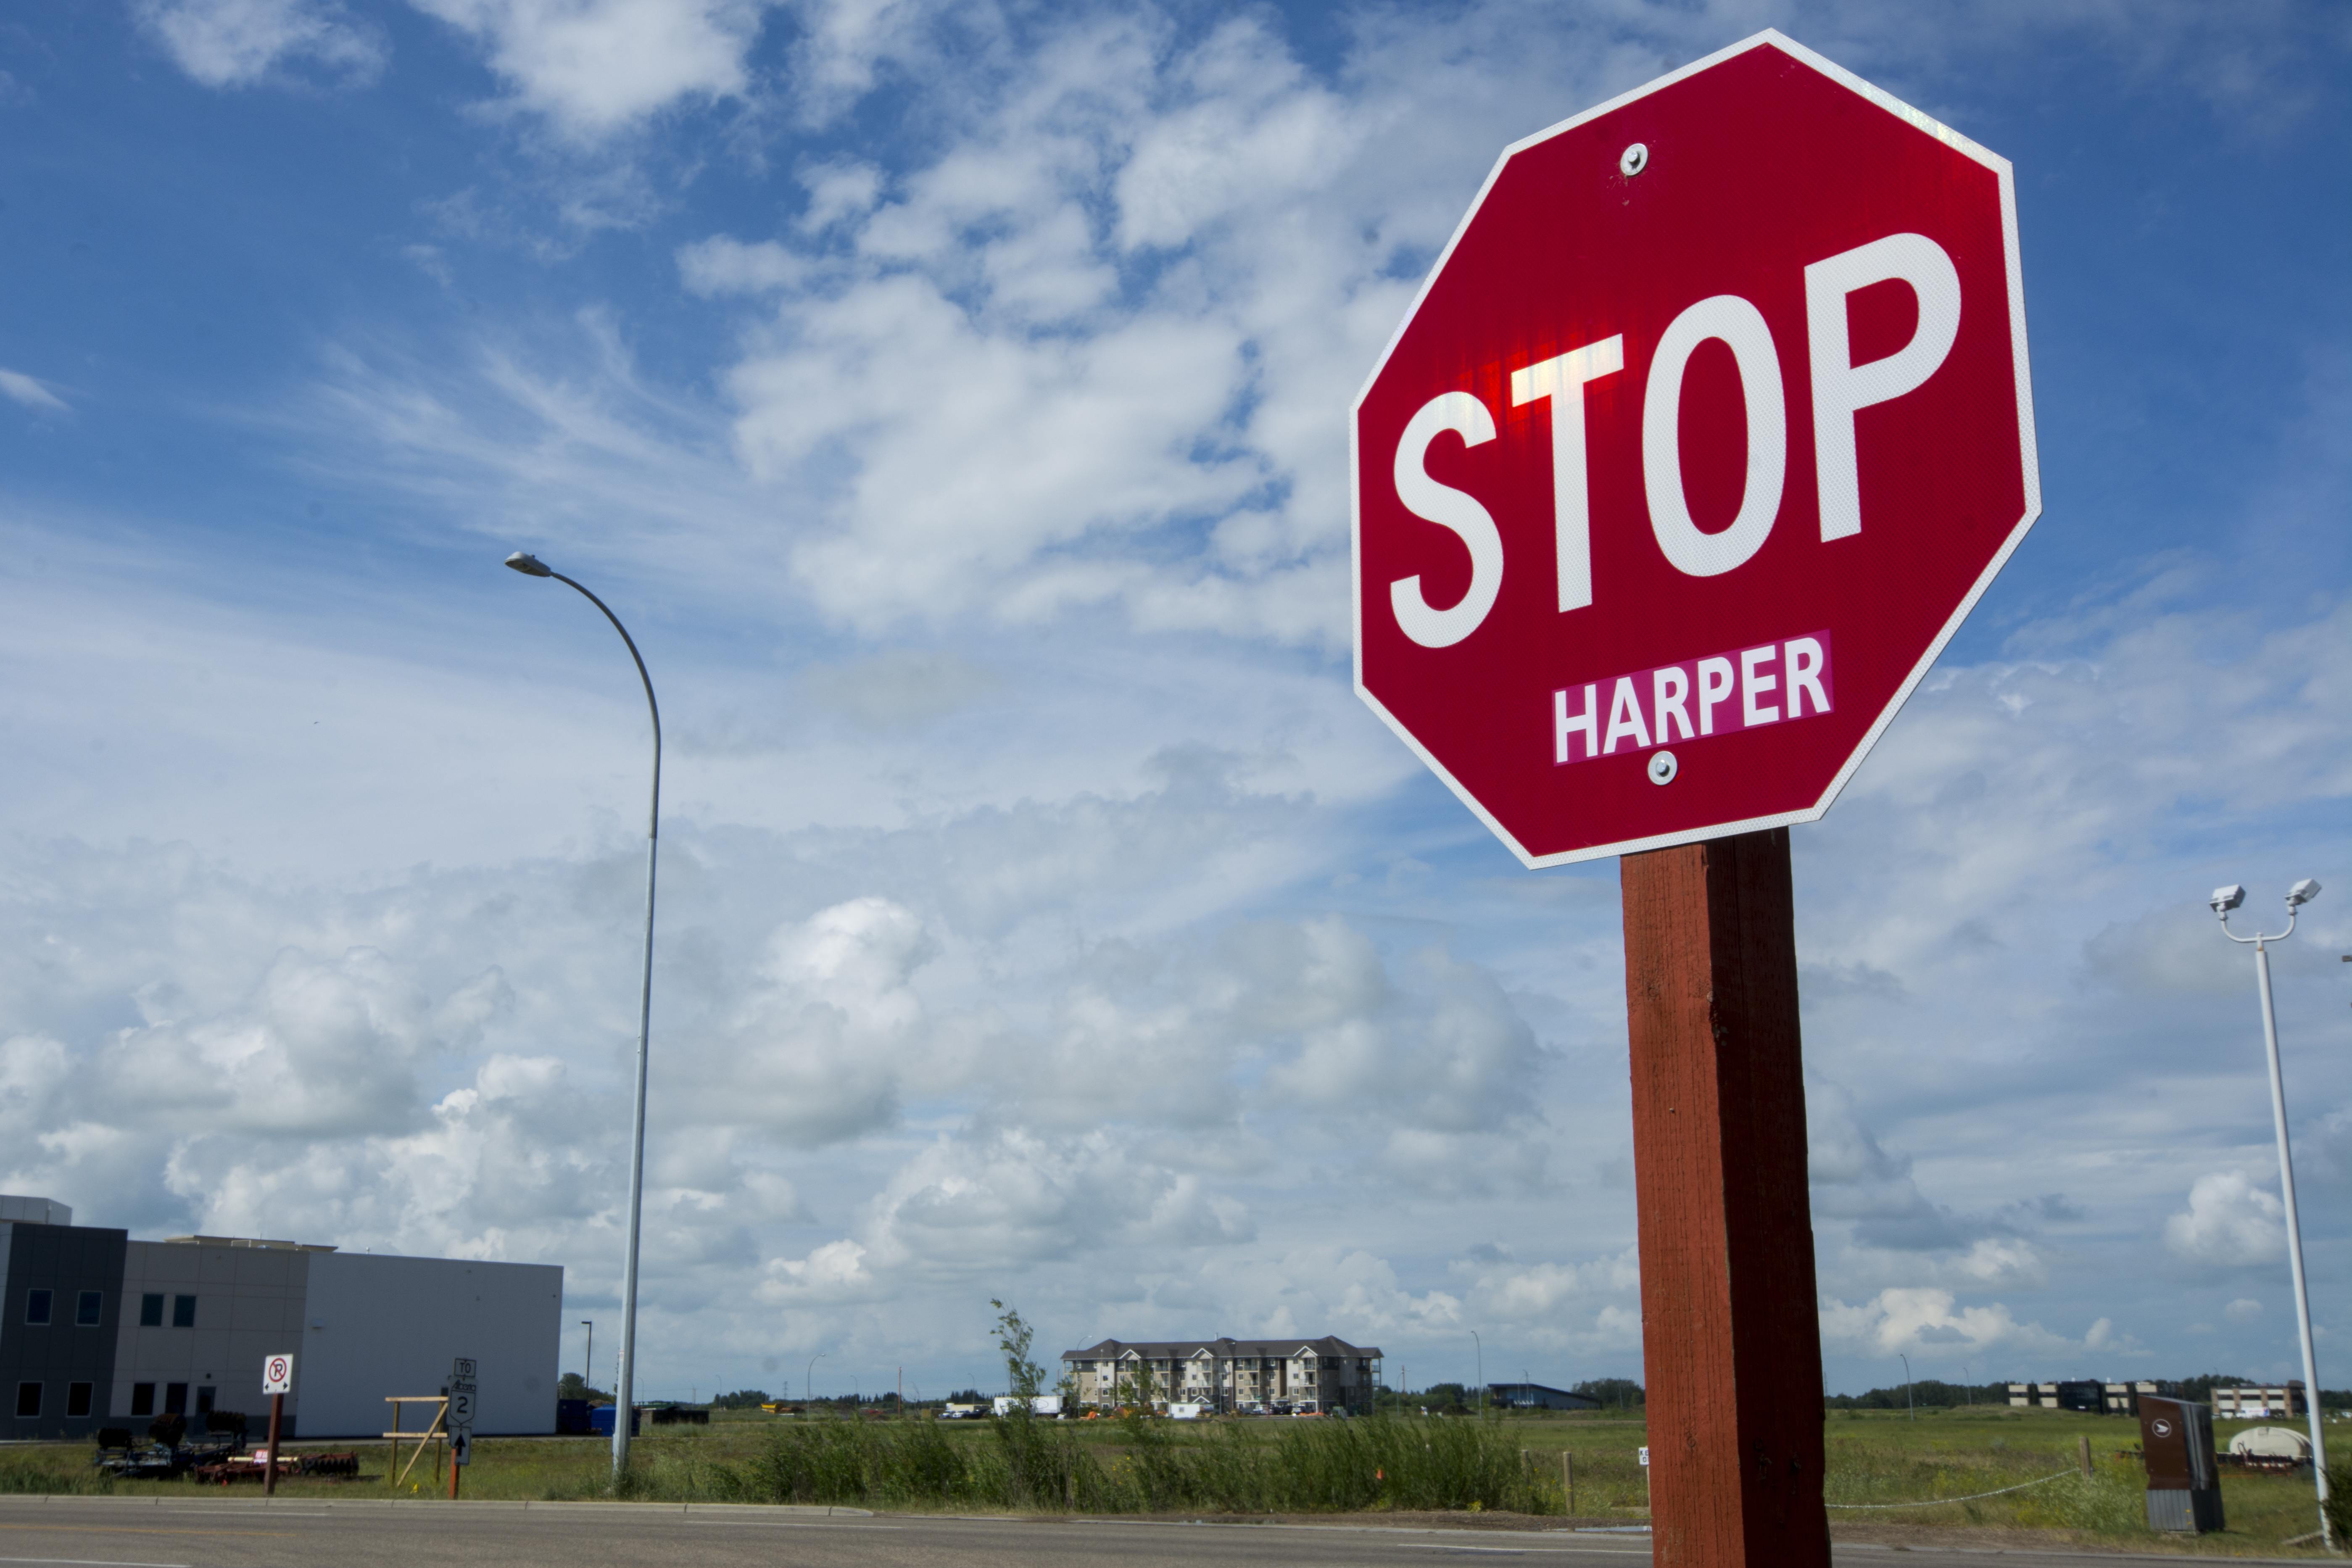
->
991 1299 1046 1399
1572 1377 1644 1410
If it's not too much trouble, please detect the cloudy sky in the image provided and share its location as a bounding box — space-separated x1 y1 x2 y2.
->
1 0 2347 1405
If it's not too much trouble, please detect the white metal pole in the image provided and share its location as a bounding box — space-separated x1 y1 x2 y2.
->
506 557 660 1486
2254 937 2331 1549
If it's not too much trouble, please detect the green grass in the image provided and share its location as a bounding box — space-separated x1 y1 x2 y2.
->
0 1403 2336 1554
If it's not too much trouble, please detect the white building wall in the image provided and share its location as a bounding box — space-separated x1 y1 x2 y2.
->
296 1253 562 1438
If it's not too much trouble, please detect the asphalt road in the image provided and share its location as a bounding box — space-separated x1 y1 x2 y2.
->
0 1499 2276 1568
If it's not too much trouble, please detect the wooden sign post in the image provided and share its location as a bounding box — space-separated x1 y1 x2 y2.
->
1623 829 1827 1567
260 1352 293 1499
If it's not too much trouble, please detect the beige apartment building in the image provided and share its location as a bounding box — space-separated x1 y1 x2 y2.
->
1060 1335 1382 1414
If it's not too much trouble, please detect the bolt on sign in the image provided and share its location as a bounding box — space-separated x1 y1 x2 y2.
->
1350 31 2037 1568
1353 32 2037 865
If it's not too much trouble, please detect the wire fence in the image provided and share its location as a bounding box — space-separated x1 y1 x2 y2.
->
1825 1467 2077 1510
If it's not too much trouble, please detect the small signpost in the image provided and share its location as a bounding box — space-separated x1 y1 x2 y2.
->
260 1353 293 1497
448 1357 477 1499
1351 29 2037 1568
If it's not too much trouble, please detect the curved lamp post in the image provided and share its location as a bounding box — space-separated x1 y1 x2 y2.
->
505 551 661 1484
807 1352 828 1410
2213 878 2328 1549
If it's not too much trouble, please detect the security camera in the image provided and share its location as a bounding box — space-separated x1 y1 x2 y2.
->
2210 885 2246 914
2287 878 2322 908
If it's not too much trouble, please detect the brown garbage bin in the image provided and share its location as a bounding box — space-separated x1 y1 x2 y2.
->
2138 1395 2223 1533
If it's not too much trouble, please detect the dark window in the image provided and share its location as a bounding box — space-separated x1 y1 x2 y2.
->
195 1386 215 1417
76 1291 102 1327
171 1294 197 1328
131 1384 156 1416
164 1383 188 1415
67 1384 92 1418
14 1383 38 1418
24 1289 51 1325
140 1293 164 1326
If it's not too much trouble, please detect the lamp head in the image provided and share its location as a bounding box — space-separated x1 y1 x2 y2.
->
2287 878 2322 908
504 551 554 578
2210 885 2246 914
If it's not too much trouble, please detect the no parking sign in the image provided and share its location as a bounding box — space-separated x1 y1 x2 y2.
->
262 1353 293 1395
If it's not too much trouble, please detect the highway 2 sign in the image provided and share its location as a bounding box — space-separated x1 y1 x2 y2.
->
262 1353 293 1396
449 1356 477 1435
1352 30 2038 865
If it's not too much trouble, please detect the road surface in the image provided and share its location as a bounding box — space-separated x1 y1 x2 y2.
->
0 1498 2277 1568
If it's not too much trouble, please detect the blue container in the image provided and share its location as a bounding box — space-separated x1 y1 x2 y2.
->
586 1405 640 1437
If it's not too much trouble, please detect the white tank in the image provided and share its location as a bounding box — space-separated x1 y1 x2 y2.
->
2227 1426 2312 1462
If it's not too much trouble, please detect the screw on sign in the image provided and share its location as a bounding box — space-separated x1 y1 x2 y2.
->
1350 32 2036 1568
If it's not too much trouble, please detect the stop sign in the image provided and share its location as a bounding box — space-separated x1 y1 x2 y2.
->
1353 32 2038 866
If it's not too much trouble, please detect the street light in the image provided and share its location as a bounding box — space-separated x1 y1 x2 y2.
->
504 550 662 1484
581 1320 593 1391
1471 1331 1483 1417
808 1352 828 1409
2214 877 2330 1550
1899 1353 1914 1420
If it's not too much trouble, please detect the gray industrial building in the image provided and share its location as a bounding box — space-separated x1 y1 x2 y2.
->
1488 1381 1600 1411
3 1195 563 1440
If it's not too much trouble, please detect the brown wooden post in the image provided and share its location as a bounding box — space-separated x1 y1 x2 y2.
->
1621 827 1829 1568
263 1391 283 1497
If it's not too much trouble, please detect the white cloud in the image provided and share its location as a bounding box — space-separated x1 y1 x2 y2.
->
2165 1171 2286 1268
0 369 68 414
676 236 807 296
1821 1287 2074 1358
2225 1297 2264 1324
136 0 385 88
408 0 773 137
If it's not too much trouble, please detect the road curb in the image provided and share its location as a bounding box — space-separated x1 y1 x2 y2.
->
0 1496 872 1518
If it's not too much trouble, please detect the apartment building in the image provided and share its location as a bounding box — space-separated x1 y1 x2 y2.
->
1061 1335 1382 1414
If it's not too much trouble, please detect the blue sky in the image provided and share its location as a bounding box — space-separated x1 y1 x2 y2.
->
0 0 2347 1404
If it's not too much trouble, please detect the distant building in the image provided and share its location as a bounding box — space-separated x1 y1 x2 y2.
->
2006 1380 2178 1415
2212 1383 2306 1419
1488 1381 1600 1411
2102 1381 2179 1416
2 1194 562 1440
1061 1336 1382 1414
2006 1381 2104 1413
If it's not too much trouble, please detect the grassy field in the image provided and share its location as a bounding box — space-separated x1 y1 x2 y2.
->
1 1405 2339 1554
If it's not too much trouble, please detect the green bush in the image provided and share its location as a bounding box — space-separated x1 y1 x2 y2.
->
2324 1463 2352 1545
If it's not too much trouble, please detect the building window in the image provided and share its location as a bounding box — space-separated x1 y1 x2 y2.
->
76 1291 102 1327
140 1294 164 1327
164 1383 188 1415
67 1384 93 1419
171 1294 197 1328
24 1289 51 1325
131 1384 156 1416
14 1383 37 1418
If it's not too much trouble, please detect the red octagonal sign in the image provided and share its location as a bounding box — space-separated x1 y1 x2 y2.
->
1353 32 2038 866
